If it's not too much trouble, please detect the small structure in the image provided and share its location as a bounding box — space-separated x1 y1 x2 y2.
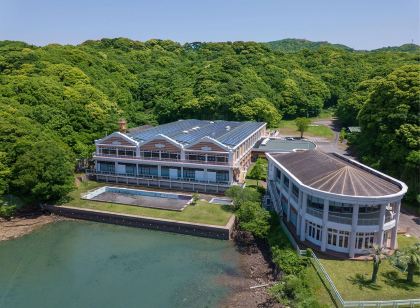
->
266 150 407 258
88 119 266 193
347 126 361 133
252 137 316 161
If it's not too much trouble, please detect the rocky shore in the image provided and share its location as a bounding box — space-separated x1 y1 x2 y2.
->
0 213 67 242
221 231 281 308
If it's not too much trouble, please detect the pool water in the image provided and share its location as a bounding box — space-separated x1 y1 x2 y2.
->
0 221 242 308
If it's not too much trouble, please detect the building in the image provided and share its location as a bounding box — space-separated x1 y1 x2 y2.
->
252 137 316 161
89 119 266 193
266 150 407 257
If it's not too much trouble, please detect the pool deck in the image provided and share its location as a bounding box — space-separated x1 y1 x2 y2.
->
44 205 236 240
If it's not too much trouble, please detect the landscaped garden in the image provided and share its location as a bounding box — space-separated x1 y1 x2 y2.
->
318 235 420 301
62 180 233 226
278 119 334 139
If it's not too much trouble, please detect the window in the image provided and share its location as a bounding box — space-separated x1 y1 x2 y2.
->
208 169 229 182
275 168 281 179
124 163 136 175
183 168 196 179
291 184 299 200
101 148 117 156
307 195 324 210
138 165 158 176
283 176 289 190
118 148 135 157
356 232 375 250
216 156 228 163
327 228 349 249
306 221 322 243
98 161 115 173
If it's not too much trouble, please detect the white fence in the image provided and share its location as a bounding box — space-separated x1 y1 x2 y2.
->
278 219 420 308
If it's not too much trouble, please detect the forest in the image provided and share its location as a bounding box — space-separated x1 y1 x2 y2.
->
0 38 418 207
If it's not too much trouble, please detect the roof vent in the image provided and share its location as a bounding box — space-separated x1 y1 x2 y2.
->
226 125 231 131
182 130 189 133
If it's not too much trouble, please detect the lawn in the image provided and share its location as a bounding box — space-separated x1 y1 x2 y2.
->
318 235 420 301
62 181 234 226
278 119 334 139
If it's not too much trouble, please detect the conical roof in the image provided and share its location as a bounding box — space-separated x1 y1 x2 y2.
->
272 150 401 197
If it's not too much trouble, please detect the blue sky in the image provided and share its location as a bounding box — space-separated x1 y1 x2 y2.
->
1 0 419 50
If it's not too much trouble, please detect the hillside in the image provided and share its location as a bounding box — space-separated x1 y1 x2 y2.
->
265 38 353 52
0 37 418 205
373 43 420 53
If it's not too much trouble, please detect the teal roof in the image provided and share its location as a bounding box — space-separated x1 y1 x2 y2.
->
254 138 316 152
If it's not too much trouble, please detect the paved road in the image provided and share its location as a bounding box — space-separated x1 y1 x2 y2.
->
399 210 420 238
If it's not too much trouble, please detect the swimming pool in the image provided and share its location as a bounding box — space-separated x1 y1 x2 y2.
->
82 186 193 211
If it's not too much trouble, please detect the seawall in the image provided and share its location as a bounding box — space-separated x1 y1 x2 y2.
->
44 205 235 240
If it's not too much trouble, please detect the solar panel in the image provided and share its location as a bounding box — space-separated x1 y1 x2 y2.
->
127 119 265 148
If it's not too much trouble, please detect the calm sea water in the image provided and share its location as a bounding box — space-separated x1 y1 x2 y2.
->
0 221 242 308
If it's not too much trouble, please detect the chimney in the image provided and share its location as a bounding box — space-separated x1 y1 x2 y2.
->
118 119 127 133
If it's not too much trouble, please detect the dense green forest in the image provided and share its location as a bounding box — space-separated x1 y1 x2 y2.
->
0 38 418 207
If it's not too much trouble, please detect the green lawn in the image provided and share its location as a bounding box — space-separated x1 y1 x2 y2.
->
318 235 420 301
306 265 336 307
62 181 234 226
278 119 334 139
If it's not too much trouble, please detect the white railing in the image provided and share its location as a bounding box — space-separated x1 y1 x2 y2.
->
87 169 231 185
307 207 323 219
277 218 420 308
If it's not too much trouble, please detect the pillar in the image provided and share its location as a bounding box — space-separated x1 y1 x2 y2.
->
390 201 401 249
136 146 140 158
377 204 387 248
300 193 307 242
297 191 303 236
157 165 161 177
349 204 359 258
321 199 329 252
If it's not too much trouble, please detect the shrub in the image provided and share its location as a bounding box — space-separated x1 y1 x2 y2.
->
191 192 200 206
237 201 270 238
225 186 261 210
0 204 17 219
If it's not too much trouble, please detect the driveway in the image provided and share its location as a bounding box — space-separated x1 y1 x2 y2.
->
399 210 420 238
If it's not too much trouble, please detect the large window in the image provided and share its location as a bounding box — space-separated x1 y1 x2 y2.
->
356 232 375 250
100 147 117 156
118 148 135 157
291 184 299 201
306 221 322 243
283 176 290 190
98 161 115 173
327 228 349 249
208 169 229 182
328 202 353 224
138 165 158 176
183 168 197 179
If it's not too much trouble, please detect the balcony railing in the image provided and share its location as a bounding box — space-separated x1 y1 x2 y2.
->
329 213 352 225
306 207 323 219
93 153 230 165
87 169 231 185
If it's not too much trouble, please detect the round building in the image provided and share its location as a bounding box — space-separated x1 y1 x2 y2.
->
266 150 407 258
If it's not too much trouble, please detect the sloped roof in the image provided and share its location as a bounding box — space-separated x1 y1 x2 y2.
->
271 150 402 197
127 119 265 148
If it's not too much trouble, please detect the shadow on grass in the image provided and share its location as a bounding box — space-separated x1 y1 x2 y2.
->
381 270 419 290
347 273 382 291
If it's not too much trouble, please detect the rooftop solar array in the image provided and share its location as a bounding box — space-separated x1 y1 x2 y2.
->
127 119 265 148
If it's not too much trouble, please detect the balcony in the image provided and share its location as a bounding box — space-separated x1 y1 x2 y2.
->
87 169 232 185
93 153 230 166
306 207 323 219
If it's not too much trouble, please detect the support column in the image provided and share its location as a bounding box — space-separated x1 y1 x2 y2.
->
321 199 330 252
136 146 140 158
378 204 387 248
300 193 307 242
286 179 292 222
349 204 359 258
390 201 401 249
297 191 303 236
157 165 161 177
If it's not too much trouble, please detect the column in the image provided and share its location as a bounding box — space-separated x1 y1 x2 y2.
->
136 146 140 158
287 180 292 222
157 165 161 177
297 191 303 236
321 199 330 252
390 201 401 249
377 204 387 248
349 204 359 258
181 150 185 161
300 193 307 242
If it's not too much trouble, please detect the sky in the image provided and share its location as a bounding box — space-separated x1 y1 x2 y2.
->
1 0 419 50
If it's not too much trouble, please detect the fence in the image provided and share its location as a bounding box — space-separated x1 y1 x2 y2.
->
278 219 420 308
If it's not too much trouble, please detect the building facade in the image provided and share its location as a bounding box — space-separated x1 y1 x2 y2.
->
266 150 407 257
89 119 266 193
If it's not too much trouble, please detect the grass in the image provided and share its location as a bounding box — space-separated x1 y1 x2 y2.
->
318 235 420 301
62 181 234 226
278 119 334 139
306 265 336 307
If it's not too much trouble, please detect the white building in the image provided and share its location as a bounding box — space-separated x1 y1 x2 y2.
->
89 119 266 193
266 150 407 258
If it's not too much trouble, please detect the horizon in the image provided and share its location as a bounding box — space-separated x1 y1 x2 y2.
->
1 0 419 50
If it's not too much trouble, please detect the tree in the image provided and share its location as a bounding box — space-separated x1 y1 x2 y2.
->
236 201 270 238
370 245 386 283
295 117 311 138
248 158 266 187
225 186 261 210
11 141 75 203
391 243 420 283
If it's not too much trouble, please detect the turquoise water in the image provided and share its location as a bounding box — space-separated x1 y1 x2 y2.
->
0 221 242 308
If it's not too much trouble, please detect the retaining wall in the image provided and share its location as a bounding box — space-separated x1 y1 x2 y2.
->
44 205 234 240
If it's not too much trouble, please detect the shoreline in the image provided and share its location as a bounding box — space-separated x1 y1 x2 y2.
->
0 214 67 242
220 231 280 307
